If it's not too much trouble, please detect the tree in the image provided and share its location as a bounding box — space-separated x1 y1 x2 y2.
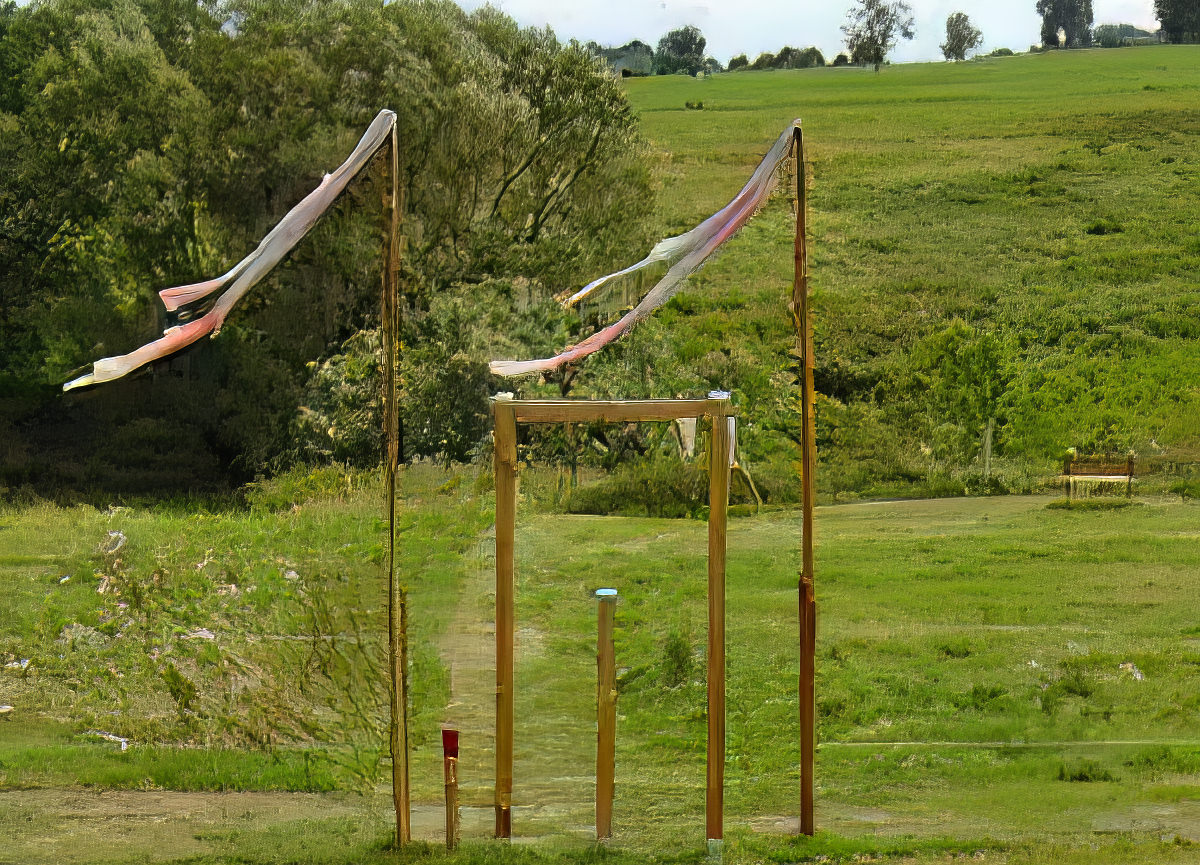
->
1036 0 1093 47
727 53 748 70
1155 0 1200 42
842 0 915 72
750 51 776 70
0 0 656 481
654 24 705 75
941 12 982 60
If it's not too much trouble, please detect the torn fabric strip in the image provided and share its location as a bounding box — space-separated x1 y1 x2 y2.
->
64 109 397 391
489 119 800 377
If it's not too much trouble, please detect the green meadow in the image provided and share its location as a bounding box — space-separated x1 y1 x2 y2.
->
4 47 1200 865
604 47 1200 498
4 466 1200 863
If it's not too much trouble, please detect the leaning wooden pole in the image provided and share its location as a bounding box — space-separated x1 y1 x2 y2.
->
493 398 518 839
706 405 732 852
791 125 817 837
383 124 411 847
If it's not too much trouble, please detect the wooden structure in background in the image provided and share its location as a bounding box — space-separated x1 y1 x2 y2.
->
491 395 735 842
1062 453 1135 498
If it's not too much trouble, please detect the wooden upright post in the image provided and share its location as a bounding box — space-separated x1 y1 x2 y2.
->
792 124 817 837
493 397 518 839
595 588 618 840
706 403 732 848
443 728 460 850
382 123 411 848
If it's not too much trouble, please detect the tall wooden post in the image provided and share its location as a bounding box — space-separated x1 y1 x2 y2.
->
382 124 411 847
493 397 518 839
706 402 732 850
792 125 817 837
595 588 618 840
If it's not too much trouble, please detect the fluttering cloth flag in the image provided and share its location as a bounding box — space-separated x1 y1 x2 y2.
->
63 113 799 390
63 109 398 391
489 119 801 377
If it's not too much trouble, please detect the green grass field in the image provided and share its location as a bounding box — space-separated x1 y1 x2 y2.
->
598 47 1200 497
4 464 1200 863
5 47 1200 865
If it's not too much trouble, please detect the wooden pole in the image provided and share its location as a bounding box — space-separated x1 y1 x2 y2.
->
596 588 618 840
792 124 817 837
493 397 518 839
382 123 411 847
706 403 732 847
443 728 460 851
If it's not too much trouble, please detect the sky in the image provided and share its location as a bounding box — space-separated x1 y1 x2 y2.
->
452 1 1160 65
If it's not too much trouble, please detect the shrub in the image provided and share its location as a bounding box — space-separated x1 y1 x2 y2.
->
566 460 709 517
660 631 694 687
1171 480 1200 500
1058 760 1116 782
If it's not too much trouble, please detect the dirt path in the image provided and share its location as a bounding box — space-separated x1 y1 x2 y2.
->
436 525 498 807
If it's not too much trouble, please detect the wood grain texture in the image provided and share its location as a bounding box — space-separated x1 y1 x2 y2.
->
706 405 732 842
492 401 518 839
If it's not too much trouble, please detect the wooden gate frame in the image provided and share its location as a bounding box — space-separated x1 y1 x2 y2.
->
491 394 735 843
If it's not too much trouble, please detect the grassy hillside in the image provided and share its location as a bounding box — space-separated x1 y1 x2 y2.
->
593 47 1200 498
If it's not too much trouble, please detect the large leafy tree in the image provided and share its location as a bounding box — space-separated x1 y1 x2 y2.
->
654 24 706 75
941 12 983 60
842 0 915 72
1036 0 1094 47
1155 0 1200 42
0 0 655 482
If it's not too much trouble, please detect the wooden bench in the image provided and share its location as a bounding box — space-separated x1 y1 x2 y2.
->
1061 453 1135 498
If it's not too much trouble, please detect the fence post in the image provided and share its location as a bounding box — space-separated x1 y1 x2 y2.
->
443 728 460 850
493 397 517 839
596 589 618 840
706 400 732 854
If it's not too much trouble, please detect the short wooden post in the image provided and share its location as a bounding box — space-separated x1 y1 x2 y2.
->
706 402 732 849
792 125 817 837
443 728 460 850
493 397 518 839
596 588 618 840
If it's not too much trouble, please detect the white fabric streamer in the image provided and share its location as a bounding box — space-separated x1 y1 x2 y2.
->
64 110 397 391
490 119 800 377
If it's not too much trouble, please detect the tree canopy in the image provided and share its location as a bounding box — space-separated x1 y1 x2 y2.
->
654 24 706 75
0 0 654 487
941 12 983 60
842 0 915 72
1036 0 1094 47
1155 0 1200 42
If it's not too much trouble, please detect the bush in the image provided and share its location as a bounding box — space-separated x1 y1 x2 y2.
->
1171 480 1200 500
566 460 708 517
660 631 694 687
1058 760 1116 782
